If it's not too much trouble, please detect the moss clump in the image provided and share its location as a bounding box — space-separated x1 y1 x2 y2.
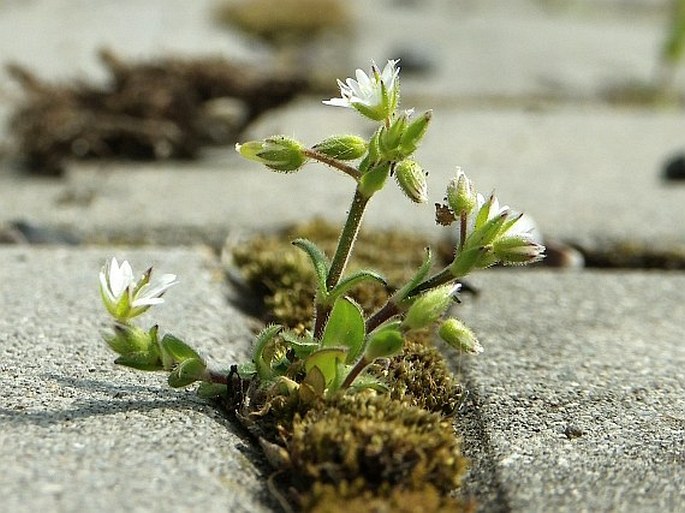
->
229 219 438 328
287 393 467 492
226 220 470 512
303 479 475 513
384 335 464 416
216 0 351 45
231 235 315 329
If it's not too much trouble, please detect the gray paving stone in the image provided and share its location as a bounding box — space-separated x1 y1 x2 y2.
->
1 105 682 254
451 269 685 512
0 247 275 513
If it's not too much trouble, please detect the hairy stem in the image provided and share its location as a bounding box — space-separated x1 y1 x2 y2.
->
313 188 371 340
365 267 456 332
340 356 370 390
303 148 362 181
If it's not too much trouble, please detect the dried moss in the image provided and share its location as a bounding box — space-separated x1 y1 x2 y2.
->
7 50 306 174
286 393 467 492
384 334 464 416
303 480 475 513
216 0 351 45
229 218 439 328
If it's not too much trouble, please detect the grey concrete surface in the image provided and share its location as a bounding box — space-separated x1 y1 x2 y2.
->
0 247 275 513
1 1 684 512
1 104 682 253
451 269 685 512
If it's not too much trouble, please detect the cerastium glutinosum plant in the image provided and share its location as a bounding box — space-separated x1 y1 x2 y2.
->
99 60 544 404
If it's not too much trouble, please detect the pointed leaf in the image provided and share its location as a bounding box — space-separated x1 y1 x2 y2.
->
321 297 366 362
114 351 163 371
253 324 283 380
328 269 387 304
281 329 318 359
394 247 433 302
197 382 228 399
304 348 347 386
168 358 206 388
292 238 330 298
301 365 326 400
161 334 202 363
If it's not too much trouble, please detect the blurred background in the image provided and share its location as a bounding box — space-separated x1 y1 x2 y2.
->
0 0 682 265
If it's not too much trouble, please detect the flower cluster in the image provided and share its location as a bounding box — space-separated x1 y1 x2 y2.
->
98 59 544 403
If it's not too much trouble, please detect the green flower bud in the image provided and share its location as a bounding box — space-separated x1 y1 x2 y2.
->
399 110 432 155
365 325 405 360
313 135 368 161
439 318 482 354
394 159 428 203
378 114 408 157
235 136 307 172
402 283 460 331
493 236 545 265
446 168 477 217
105 323 156 356
358 161 390 198
450 245 489 278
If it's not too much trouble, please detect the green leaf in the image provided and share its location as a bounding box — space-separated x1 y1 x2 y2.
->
237 361 257 378
394 247 433 302
301 365 326 400
114 351 163 371
161 334 202 363
168 358 206 388
280 329 318 359
328 269 387 304
253 324 283 380
347 374 390 394
304 348 347 387
364 323 405 360
197 382 228 399
321 297 366 363
291 238 330 298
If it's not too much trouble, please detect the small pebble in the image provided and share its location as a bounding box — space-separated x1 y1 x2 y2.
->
563 424 584 439
663 153 685 181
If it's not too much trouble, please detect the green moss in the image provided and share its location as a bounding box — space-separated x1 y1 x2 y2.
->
226 220 470 512
286 393 467 493
303 480 475 513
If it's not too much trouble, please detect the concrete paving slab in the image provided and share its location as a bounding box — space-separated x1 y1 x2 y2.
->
1 105 681 254
0 246 275 513
451 269 685 512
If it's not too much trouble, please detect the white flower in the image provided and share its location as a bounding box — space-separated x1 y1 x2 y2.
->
100 257 178 321
323 59 400 121
456 192 510 244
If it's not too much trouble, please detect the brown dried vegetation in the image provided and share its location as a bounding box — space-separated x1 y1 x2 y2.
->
6 49 306 174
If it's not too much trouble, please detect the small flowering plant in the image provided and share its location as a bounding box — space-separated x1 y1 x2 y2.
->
99 60 543 403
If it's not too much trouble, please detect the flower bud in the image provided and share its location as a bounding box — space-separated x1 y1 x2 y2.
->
446 168 477 217
449 245 489 278
364 326 405 360
313 135 367 161
235 136 307 172
378 113 408 157
359 161 390 198
439 318 483 354
493 235 546 265
105 323 155 356
399 110 432 155
394 159 428 203
402 283 461 331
